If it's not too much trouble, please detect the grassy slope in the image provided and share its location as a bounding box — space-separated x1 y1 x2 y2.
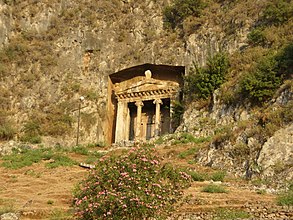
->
0 143 279 219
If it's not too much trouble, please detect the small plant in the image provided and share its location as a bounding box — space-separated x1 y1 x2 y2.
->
47 200 54 205
276 190 293 206
73 146 191 219
247 28 267 46
0 122 15 141
256 189 266 195
214 208 251 219
202 184 228 193
187 170 207 181
177 147 198 159
154 136 164 145
46 155 76 169
20 120 42 144
211 171 226 182
71 146 89 155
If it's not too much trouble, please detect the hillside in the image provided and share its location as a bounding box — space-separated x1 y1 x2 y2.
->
0 143 292 219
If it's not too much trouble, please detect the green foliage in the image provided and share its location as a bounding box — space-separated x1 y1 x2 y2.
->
240 54 282 103
1 147 76 169
46 154 76 169
172 133 211 146
73 146 191 219
185 53 229 100
247 28 267 46
202 184 228 193
0 123 15 141
163 0 207 29
177 147 198 159
20 120 42 144
71 146 89 155
171 101 184 123
240 42 293 104
187 170 207 181
276 189 293 206
262 0 293 25
211 171 226 182
214 208 251 220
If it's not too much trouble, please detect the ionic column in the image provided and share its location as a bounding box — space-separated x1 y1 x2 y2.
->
153 98 163 136
135 100 144 140
115 100 127 143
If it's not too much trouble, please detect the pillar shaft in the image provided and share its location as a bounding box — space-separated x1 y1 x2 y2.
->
153 99 163 136
135 100 144 140
115 100 127 143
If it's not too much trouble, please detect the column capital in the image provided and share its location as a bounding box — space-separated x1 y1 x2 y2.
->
135 100 144 107
153 98 163 105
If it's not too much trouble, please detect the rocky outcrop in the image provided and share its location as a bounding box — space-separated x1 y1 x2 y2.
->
257 124 293 180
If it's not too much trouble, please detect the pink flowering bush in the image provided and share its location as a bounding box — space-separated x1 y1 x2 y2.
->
73 146 191 219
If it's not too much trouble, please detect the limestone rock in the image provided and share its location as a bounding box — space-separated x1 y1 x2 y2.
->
257 124 293 178
0 213 19 220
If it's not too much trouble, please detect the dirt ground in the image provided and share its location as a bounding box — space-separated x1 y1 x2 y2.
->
0 144 277 219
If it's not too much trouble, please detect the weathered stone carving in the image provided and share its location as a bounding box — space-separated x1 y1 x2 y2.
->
107 64 184 144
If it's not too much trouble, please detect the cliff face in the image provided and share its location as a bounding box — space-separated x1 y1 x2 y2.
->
0 0 257 146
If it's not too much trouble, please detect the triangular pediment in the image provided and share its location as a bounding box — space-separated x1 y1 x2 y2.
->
114 76 179 94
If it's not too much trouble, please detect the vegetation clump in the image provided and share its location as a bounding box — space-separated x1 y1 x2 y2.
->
163 0 207 29
240 43 292 103
73 146 191 219
185 53 230 100
202 184 228 193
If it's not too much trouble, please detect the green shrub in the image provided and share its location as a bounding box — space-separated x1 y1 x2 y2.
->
73 146 191 219
0 123 15 141
247 28 267 46
177 147 198 159
240 54 282 103
163 0 207 29
172 100 184 123
71 146 89 155
20 120 42 144
262 0 293 25
276 190 293 206
202 184 227 193
185 53 229 100
211 171 226 182
187 170 206 181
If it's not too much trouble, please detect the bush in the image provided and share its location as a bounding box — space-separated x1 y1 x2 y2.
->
185 53 229 100
211 171 226 182
73 146 191 219
262 0 293 25
277 190 293 206
0 123 15 141
187 170 207 181
247 28 267 46
163 0 207 29
240 54 282 103
20 120 42 144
